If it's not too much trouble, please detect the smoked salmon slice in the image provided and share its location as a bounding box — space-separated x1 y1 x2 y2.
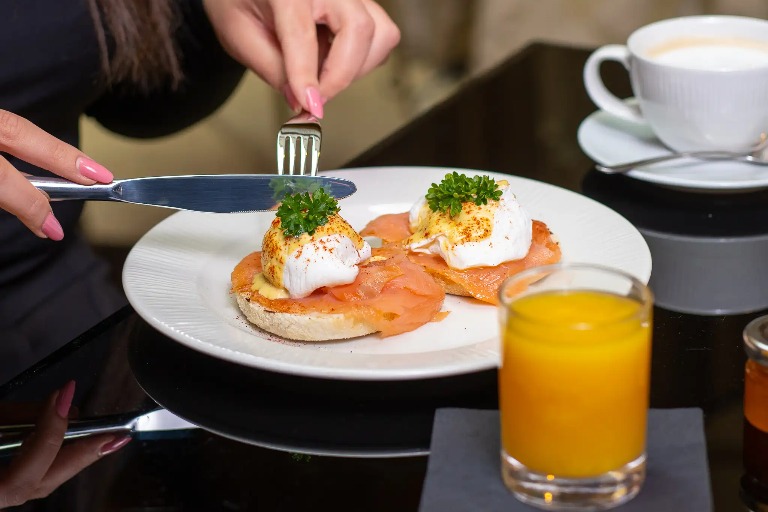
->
231 246 445 337
360 212 412 242
361 212 561 305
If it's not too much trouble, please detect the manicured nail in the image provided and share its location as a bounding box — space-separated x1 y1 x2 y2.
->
55 380 75 419
305 87 324 118
99 435 131 456
42 212 64 241
76 157 113 183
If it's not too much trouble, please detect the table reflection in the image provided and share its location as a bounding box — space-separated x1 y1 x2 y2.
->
743 419 768 510
581 170 768 316
127 317 498 457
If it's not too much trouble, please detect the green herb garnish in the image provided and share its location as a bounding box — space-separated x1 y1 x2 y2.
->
269 176 322 200
276 188 340 237
425 172 503 216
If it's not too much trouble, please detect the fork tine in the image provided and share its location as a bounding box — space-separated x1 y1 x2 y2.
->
309 136 320 176
277 134 286 175
299 135 310 176
288 136 297 175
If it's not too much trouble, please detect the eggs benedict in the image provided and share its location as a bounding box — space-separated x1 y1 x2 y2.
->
231 188 445 341
360 172 561 304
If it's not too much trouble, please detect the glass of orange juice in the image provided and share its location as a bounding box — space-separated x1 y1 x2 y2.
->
498 263 653 510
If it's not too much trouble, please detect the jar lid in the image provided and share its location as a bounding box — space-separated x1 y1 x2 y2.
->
744 315 768 365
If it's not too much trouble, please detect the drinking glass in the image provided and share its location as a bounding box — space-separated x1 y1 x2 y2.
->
498 263 653 510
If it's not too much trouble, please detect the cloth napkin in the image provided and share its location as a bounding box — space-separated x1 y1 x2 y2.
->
419 408 712 512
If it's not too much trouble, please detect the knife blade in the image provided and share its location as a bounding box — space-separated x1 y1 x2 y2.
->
0 408 198 453
26 174 356 213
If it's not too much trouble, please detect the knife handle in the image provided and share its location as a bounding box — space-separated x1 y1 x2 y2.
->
25 176 117 201
0 413 137 453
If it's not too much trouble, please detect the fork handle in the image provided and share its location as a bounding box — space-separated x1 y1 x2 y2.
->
596 151 743 174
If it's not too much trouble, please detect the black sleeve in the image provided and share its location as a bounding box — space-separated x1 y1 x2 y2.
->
84 0 246 139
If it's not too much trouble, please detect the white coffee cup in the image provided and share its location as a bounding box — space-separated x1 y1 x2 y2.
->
584 15 768 153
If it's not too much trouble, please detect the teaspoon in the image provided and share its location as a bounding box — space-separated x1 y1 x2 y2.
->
596 143 768 174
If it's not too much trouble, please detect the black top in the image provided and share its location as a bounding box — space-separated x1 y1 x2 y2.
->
0 0 244 287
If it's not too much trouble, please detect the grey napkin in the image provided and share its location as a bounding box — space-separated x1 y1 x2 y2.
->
419 408 712 512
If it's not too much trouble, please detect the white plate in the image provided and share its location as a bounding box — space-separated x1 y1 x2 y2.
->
577 103 768 193
123 166 652 381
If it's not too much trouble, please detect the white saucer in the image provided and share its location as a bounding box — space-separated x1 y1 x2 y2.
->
577 105 768 193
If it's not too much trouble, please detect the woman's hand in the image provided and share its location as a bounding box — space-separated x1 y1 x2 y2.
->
0 110 113 241
0 381 130 508
202 0 400 118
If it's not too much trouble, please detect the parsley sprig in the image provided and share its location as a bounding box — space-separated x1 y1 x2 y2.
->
425 172 503 216
269 176 322 201
276 188 340 237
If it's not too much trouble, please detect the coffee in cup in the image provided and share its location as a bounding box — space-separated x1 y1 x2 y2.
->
584 16 768 153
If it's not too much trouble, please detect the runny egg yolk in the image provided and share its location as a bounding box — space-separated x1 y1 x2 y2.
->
261 213 369 292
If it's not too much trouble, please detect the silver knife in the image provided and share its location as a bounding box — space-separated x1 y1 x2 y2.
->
26 174 356 213
0 408 198 452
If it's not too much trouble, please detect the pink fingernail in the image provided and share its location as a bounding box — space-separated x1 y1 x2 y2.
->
99 435 132 456
76 157 113 183
55 380 75 419
305 87 324 118
42 212 64 241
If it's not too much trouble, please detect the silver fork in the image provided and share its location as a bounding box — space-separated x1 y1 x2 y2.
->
276 111 322 176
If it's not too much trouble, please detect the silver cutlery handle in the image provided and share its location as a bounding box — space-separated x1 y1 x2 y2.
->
26 176 118 201
0 414 135 452
596 151 744 174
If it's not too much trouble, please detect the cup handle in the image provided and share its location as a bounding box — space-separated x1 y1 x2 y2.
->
583 45 644 123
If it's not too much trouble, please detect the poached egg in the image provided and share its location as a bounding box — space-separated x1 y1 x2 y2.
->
260 214 372 298
405 180 532 269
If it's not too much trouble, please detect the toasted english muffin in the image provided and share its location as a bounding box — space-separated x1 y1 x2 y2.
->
234 292 377 341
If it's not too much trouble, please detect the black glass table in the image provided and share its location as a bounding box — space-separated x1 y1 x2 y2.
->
2 43 767 512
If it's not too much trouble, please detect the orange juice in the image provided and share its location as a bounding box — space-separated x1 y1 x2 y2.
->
499 290 652 478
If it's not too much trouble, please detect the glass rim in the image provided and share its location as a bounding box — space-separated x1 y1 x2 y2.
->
744 315 768 365
499 262 654 327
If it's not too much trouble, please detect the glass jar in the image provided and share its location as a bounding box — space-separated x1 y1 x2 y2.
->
743 315 768 502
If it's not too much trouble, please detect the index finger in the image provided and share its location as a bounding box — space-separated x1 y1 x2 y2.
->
272 0 321 114
0 110 112 184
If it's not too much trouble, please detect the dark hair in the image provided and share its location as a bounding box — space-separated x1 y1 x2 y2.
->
87 0 184 91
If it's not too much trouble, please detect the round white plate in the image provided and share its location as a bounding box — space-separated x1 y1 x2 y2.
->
123 166 652 381
577 104 768 192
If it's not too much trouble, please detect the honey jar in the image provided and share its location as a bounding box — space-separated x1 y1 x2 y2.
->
743 315 768 501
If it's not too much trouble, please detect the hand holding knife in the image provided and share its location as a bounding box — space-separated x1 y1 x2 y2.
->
0 408 198 454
